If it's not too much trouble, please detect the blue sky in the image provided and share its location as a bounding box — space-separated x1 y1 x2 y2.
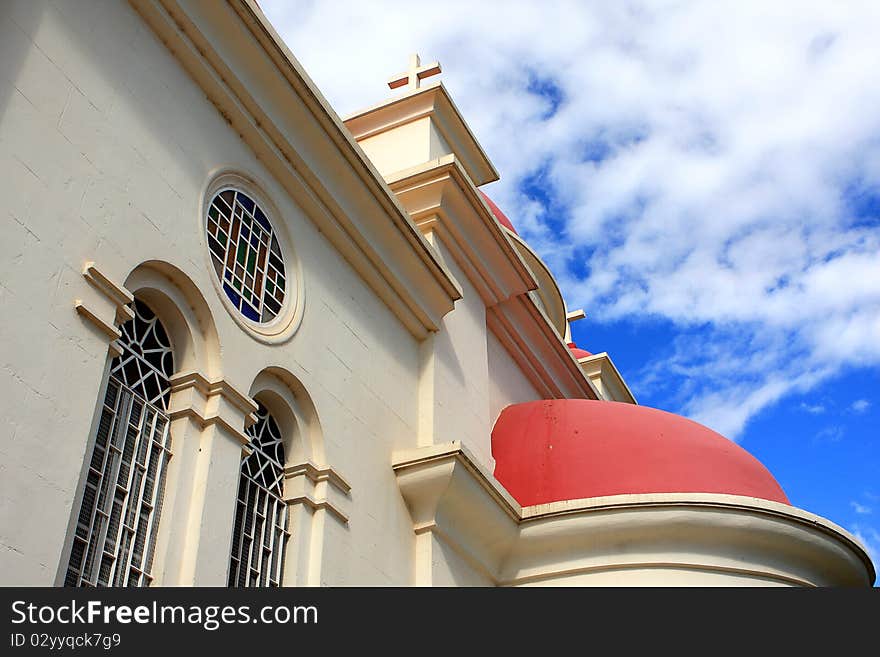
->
260 0 880 571
571 314 879 566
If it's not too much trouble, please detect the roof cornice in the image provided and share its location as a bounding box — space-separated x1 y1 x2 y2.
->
577 352 638 404
130 0 462 338
386 156 536 306
487 293 600 400
392 442 876 586
344 81 499 187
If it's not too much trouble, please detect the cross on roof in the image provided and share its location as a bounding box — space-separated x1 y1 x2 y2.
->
387 54 442 92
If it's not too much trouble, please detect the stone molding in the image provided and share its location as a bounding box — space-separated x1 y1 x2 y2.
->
387 155 535 307
392 442 876 587
167 370 258 446
83 262 136 324
344 81 499 187
487 294 600 400
74 262 135 357
283 460 351 523
577 351 638 404
129 0 462 339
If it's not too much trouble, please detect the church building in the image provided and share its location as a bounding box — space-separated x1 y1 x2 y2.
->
0 0 874 586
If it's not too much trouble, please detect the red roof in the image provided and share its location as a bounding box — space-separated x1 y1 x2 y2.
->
479 190 518 234
492 399 789 507
567 341 592 359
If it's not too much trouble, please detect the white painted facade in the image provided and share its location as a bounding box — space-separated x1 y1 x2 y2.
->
0 0 873 587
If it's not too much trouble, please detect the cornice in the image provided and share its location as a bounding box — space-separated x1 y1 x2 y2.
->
284 460 352 494
344 81 499 187
283 460 352 524
578 351 638 404
168 370 257 417
129 0 462 339
167 370 258 446
392 443 876 587
507 494 875 587
387 156 535 306
487 294 599 400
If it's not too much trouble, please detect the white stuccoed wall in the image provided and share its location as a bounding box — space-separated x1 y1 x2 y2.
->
0 0 424 586
486 330 541 431
418 238 493 467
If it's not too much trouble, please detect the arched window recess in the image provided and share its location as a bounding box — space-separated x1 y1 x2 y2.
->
65 299 174 587
228 402 289 587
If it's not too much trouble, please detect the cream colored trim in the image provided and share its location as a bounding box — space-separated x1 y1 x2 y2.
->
348 106 434 142
83 262 136 324
74 263 135 358
505 560 817 588
344 81 499 187
74 302 121 342
520 491 867 547
129 0 461 339
392 442 876 587
387 155 535 306
283 460 351 524
169 370 257 416
505 231 568 338
577 351 638 404
505 499 874 587
487 294 600 400
283 495 348 524
165 408 249 446
166 370 258 446
393 441 522 522
284 461 352 494
83 262 134 306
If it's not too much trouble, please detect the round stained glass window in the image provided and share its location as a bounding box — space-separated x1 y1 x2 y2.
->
205 189 287 324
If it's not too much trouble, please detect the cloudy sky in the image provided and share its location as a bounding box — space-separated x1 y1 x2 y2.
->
260 0 880 570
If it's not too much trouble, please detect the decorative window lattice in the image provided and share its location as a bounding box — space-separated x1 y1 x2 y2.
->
206 189 287 324
228 403 289 587
65 300 173 588
111 299 174 410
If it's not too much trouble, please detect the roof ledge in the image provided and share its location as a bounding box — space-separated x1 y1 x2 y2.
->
392 443 875 586
577 352 637 404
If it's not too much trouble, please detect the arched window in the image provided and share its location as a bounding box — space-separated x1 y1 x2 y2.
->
65 299 174 587
228 402 289 587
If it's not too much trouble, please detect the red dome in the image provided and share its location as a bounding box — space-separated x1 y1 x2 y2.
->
567 341 592 359
492 399 789 507
479 190 518 234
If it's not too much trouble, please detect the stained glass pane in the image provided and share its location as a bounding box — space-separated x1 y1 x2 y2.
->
206 189 287 324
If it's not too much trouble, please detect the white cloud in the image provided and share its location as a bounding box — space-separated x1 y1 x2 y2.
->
851 399 871 414
851 501 873 515
799 402 826 415
814 425 845 444
260 0 880 438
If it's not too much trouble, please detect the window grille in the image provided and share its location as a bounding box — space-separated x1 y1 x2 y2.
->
65 300 173 587
228 403 289 587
